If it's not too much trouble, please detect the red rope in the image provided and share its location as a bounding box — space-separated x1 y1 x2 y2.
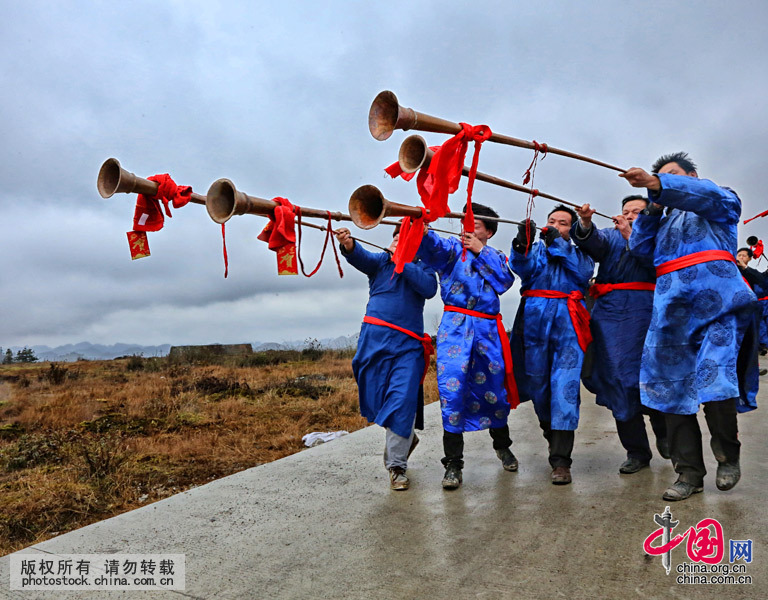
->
221 223 228 278
522 141 547 252
296 209 344 278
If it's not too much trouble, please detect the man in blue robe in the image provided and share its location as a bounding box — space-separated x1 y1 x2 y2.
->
736 247 768 354
509 206 595 485
572 195 669 475
622 151 758 501
336 226 438 491
416 203 518 490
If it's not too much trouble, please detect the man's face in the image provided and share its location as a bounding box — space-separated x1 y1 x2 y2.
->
622 199 647 224
388 233 399 254
547 211 573 241
737 250 751 268
658 161 697 178
473 218 493 245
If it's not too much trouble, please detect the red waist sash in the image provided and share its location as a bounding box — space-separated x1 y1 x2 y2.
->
589 281 656 298
655 250 735 278
363 316 433 384
521 289 592 352
443 306 519 408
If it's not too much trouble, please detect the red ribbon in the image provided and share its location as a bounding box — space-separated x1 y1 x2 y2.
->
522 290 592 352
443 306 520 408
751 239 764 259
390 208 427 275
589 281 655 298
655 250 735 278
133 173 192 232
257 197 296 250
363 316 433 383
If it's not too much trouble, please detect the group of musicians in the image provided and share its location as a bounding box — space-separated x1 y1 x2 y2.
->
336 151 760 502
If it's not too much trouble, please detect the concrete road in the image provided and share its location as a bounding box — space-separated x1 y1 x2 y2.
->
2 375 766 599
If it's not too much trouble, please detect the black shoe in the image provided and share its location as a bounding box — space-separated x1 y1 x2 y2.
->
551 466 572 485
495 448 519 472
619 457 650 474
716 462 741 491
662 480 703 501
655 437 671 460
442 465 462 490
760 368 768 376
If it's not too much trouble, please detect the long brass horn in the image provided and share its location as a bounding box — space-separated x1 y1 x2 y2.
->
398 135 612 220
370 90 626 173
207 179 352 225
97 158 206 205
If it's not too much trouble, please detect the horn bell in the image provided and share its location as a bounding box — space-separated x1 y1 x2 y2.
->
206 178 243 224
368 90 417 141
349 185 425 230
97 158 158 198
398 135 433 173
747 235 759 246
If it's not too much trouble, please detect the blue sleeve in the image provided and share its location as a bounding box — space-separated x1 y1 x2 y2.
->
472 246 515 295
509 239 547 285
402 260 439 299
571 223 611 263
652 174 741 224
342 242 384 277
628 212 661 260
417 230 459 272
546 237 595 284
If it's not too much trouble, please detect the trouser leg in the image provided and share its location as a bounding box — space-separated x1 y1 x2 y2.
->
615 412 653 462
646 407 668 441
665 412 705 487
489 425 512 451
385 421 416 470
442 431 464 469
703 398 740 465
540 421 574 468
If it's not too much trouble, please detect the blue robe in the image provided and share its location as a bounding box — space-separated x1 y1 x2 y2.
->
629 174 758 415
572 224 655 422
343 242 438 438
509 237 595 430
417 232 515 433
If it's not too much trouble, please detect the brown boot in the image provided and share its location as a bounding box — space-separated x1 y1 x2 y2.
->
551 466 572 485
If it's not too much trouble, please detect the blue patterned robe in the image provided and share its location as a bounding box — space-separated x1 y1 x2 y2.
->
343 243 438 438
572 225 656 422
629 174 758 415
509 237 595 430
417 232 515 433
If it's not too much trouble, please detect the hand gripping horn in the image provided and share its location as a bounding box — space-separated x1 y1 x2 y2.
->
369 90 626 173
97 158 206 204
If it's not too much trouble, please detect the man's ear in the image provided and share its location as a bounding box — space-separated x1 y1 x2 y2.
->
487 230 494 239
690 170 699 178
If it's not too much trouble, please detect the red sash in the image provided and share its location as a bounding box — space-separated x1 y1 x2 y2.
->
363 316 434 384
443 306 520 408
759 297 768 302
655 250 735 278
589 281 656 298
522 290 593 352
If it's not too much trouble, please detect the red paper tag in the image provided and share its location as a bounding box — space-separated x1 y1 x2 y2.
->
277 244 298 275
127 231 150 260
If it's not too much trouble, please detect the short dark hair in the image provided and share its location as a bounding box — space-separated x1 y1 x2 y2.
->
737 247 754 258
652 152 697 175
393 221 402 237
463 202 499 235
547 204 577 226
621 194 648 207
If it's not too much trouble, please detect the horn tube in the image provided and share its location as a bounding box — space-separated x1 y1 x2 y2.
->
370 90 626 173
396 135 613 220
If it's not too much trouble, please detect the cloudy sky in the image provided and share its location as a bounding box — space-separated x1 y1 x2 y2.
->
2 1 767 348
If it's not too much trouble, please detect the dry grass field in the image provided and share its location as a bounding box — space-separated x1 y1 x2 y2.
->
0 350 438 555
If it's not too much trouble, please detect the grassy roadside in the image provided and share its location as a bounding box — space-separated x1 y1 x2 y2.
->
0 351 438 555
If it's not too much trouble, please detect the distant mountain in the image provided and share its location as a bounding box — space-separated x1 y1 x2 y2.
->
7 335 359 362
